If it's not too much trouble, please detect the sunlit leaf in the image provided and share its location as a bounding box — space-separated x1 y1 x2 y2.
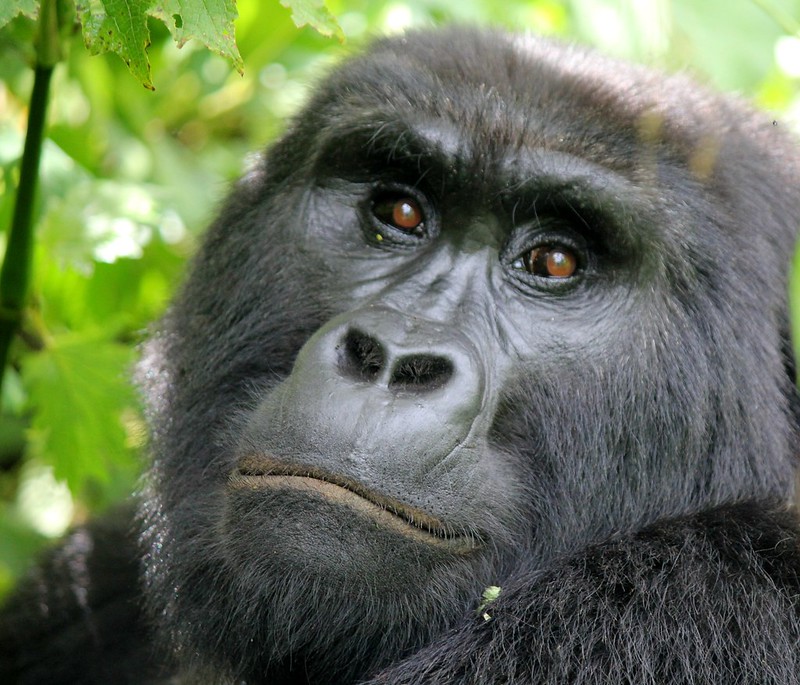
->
75 0 245 87
75 0 154 89
151 0 243 74
280 0 343 40
0 0 37 31
39 178 160 274
23 336 138 494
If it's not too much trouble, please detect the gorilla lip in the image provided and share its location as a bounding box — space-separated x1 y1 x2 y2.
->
230 455 479 552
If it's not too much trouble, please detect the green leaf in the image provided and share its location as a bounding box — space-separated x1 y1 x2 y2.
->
280 0 343 40
0 0 38 32
0 509 47 599
75 0 245 87
477 585 502 620
151 0 243 74
791 240 800 369
23 336 138 494
75 0 155 90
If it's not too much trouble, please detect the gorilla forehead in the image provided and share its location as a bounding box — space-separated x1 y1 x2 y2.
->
306 29 733 172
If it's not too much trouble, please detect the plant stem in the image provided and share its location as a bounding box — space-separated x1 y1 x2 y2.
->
0 1 59 401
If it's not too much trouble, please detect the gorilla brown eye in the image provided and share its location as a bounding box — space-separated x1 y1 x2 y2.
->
373 196 425 234
518 245 578 279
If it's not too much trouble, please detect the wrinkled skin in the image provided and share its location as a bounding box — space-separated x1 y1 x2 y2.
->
3 27 800 685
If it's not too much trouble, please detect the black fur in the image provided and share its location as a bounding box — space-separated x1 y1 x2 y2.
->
0 508 165 684
3 27 800 684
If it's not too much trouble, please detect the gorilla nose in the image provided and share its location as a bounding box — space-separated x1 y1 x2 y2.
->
255 305 488 471
328 305 483 398
340 328 455 392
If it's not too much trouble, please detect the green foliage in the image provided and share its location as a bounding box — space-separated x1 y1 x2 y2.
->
23 336 139 493
477 585 502 621
77 0 242 89
0 513 46 597
0 1 38 30
0 0 798 598
5 0 244 89
76 0 165 89
281 0 344 40
5 0 344 89
151 1 244 72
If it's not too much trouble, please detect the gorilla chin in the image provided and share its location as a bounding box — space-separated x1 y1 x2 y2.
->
229 455 482 554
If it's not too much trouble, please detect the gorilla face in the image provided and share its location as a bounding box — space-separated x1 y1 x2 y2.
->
139 28 800 684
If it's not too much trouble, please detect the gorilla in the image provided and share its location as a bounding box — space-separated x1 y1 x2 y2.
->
3 26 800 685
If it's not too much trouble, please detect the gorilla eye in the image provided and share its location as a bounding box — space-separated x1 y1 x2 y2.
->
372 195 425 235
515 245 578 279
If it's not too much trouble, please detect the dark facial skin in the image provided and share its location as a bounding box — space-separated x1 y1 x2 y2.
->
137 28 800 684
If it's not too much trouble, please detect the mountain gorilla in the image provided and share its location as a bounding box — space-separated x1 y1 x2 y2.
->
3 26 800 685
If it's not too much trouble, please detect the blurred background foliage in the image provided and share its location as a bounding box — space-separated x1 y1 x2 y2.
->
1 0 800 597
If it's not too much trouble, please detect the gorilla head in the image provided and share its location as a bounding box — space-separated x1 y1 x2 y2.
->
138 27 800 684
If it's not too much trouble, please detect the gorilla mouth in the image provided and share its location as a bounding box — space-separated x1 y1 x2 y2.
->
230 455 479 552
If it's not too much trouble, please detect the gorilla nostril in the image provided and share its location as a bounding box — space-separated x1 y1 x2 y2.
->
338 324 459 392
341 329 385 381
389 355 454 392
